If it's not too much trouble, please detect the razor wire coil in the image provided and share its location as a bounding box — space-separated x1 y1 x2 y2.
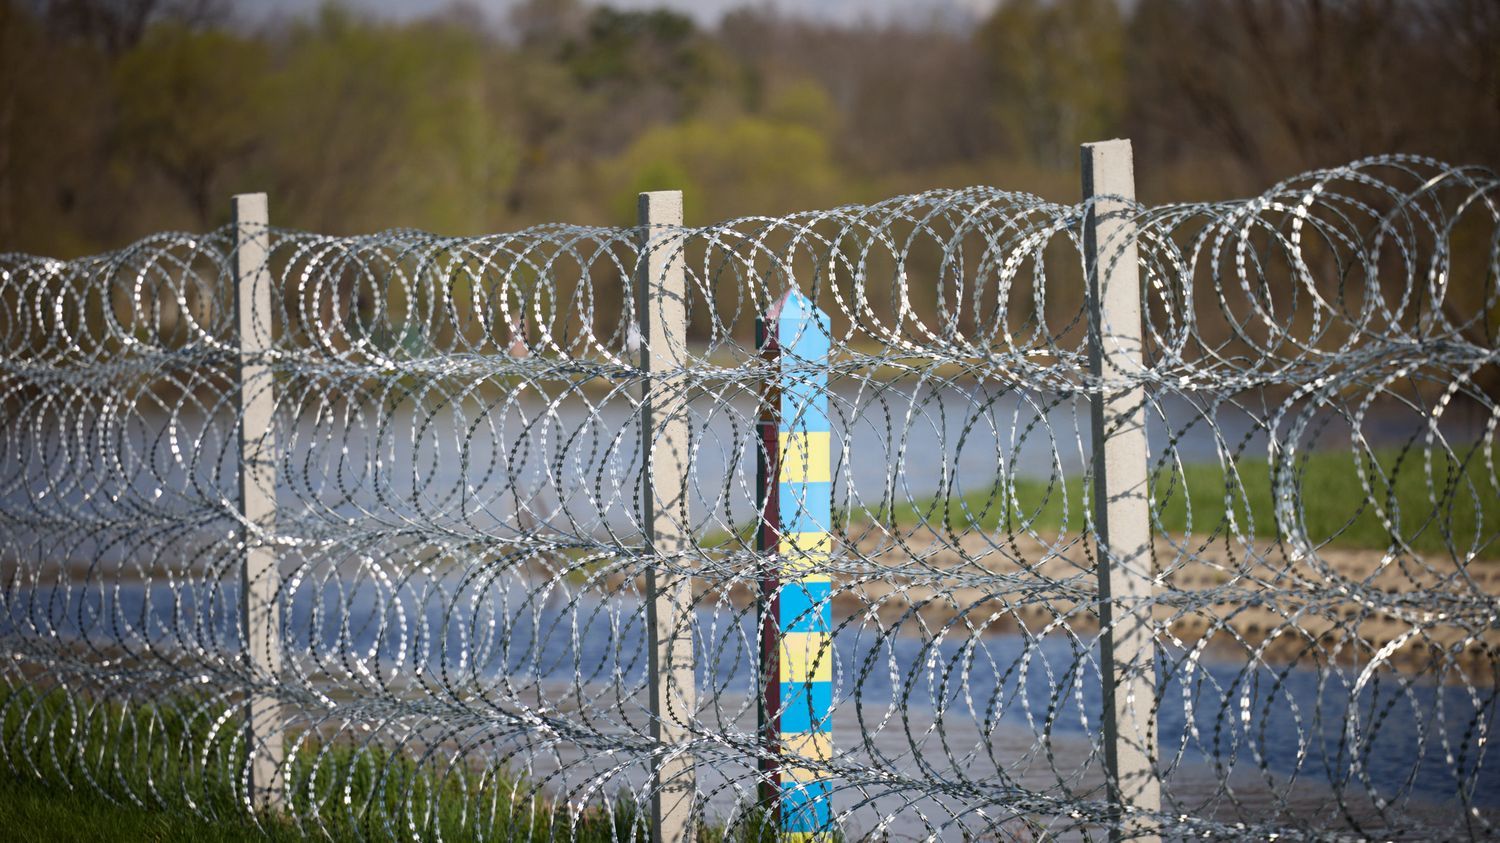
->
0 153 1497 841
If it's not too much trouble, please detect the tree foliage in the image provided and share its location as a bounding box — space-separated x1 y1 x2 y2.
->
0 0 1494 256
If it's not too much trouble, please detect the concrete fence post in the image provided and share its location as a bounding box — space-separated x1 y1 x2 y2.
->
232 192 285 811
756 289 834 839
637 190 698 843
1082 140 1161 840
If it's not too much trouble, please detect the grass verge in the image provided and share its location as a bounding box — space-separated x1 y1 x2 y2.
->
877 445 1500 557
0 685 792 842
0 686 654 841
0 769 305 842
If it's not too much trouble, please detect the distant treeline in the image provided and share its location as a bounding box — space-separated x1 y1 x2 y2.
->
0 0 1495 256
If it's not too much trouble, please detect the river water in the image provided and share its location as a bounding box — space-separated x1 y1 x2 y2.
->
5 570 1496 833
2 380 1494 835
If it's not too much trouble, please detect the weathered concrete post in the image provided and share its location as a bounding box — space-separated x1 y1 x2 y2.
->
1082 140 1161 840
637 190 697 843
232 192 285 810
756 290 834 838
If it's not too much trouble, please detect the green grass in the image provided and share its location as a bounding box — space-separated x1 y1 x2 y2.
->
0 685 797 842
0 762 651 842
0 771 312 842
0 686 653 841
877 445 1500 557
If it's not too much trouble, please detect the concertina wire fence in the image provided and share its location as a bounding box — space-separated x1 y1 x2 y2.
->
1 148 1498 841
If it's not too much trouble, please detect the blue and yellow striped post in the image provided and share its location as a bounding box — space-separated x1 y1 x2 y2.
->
756 290 833 842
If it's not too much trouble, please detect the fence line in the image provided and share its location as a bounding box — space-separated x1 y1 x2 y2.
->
0 146 1497 840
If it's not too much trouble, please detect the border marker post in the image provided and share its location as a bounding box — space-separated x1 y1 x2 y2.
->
757 290 834 841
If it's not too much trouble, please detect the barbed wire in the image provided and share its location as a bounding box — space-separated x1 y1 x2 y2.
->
0 153 1497 841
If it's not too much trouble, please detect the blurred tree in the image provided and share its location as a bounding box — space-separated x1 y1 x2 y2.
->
975 0 1126 169
0 1 116 253
114 23 267 226
609 113 841 224
26 0 226 55
500 2 750 222
508 0 588 50
720 11 991 175
565 8 697 89
1126 0 1500 188
561 7 748 152
0 0 1494 268
262 7 520 235
762 78 839 138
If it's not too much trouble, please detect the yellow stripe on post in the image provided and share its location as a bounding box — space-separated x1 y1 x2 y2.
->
778 532 831 555
781 731 833 760
779 631 833 683
777 431 831 483
780 731 833 782
782 765 828 783
780 834 835 843
779 532 830 579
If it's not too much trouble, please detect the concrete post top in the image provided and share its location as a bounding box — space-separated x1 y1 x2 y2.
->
638 190 684 218
232 193 268 219
1081 141 1137 200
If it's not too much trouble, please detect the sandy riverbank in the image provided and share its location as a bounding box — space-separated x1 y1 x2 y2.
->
801 529 1500 681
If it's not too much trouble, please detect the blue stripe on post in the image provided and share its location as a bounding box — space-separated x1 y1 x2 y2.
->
779 481 831 534
779 780 834 831
778 580 831 633
779 291 830 438
777 293 831 363
778 681 833 733
781 377 830 433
